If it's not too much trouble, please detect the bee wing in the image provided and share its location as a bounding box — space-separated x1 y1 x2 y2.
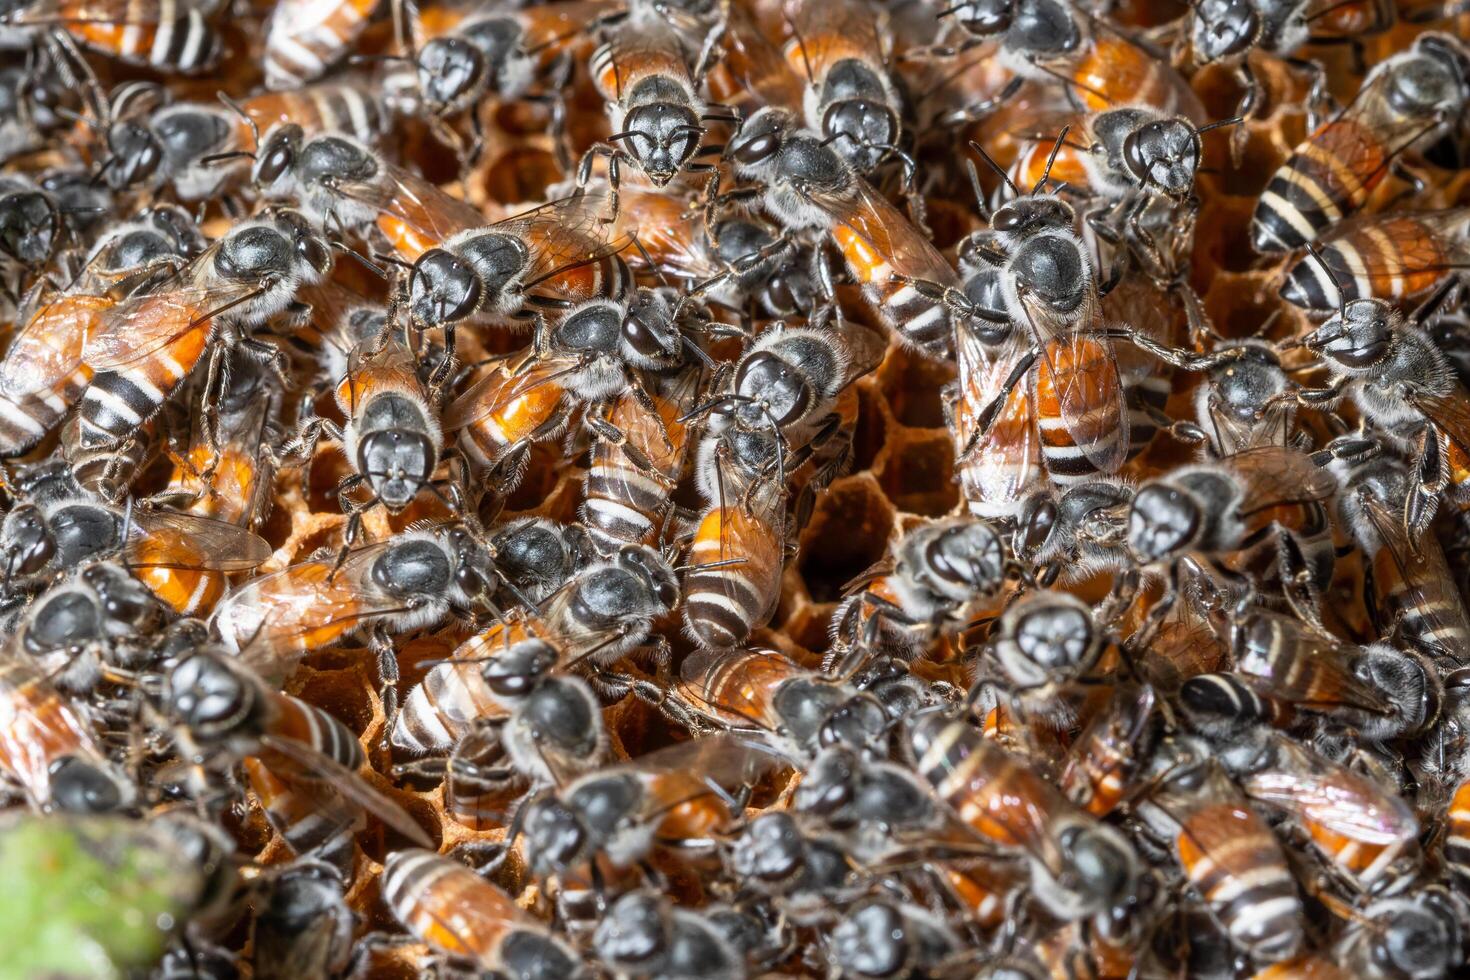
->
1316 213 1470 289
126 511 271 571
1035 331 1129 473
1360 492 1469 660
783 0 885 81
613 189 718 283
675 648 787 734
798 176 959 288
719 0 805 106
1404 387 1470 459
440 353 579 431
521 0 623 45
838 556 896 597
9 0 216 24
258 734 433 847
81 263 253 372
624 733 787 818
1238 738 1418 847
1239 629 1393 716
1318 64 1453 175
329 163 488 248
1227 446 1338 514
0 291 107 398
953 332 1040 511
498 193 624 298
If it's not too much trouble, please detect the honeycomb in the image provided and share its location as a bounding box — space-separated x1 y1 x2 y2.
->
4 0 1470 975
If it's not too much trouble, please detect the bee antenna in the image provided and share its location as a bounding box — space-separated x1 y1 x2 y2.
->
216 92 258 148
964 159 991 222
1033 125 1069 196
1303 241 1348 319
1193 116 1243 135
967 140 1018 198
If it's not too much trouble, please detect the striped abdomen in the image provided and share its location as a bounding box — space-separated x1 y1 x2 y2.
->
382 850 519 964
1070 35 1202 120
1253 118 1388 252
392 661 508 757
582 391 689 548
262 0 379 89
244 83 383 142
242 755 359 865
917 730 1056 856
1176 803 1303 962
1372 541 1470 659
677 648 792 731
590 27 693 107
830 224 950 352
0 664 97 805
954 340 1038 519
64 0 220 73
0 292 110 456
1034 335 1128 485
130 526 225 616
77 322 208 449
0 371 90 457
1303 819 1412 888
1281 215 1454 311
448 360 572 472
67 416 157 501
265 692 365 772
684 498 783 648
1444 779 1470 886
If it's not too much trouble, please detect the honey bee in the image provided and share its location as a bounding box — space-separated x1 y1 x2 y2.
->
19 560 163 696
249 860 355 980
782 0 907 178
0 655 135 812
521 734 781 876
1059 683 1156 817
728 811 863 923
1230 608 1441 740
0 0 223 75
1187 338 1299 456
1136 734 1305 964
1014 477 1134 580
261 0 380 89
593 891 745 980
920 0 1202 123
73 209 332 453
1253 32 1469 254
0 55 78 161
676 646 890 760
381 848 588 978
1280 207 1470 313
100 81 385 200
830 516 1007 661
212 524 497 692
0 206 202 459
1328 888 1470 980
724 107 962 355
1124 445 1339 620
907 711 1144 929
1216 723 1421 893
683 459 787 649
983 589 1108 726
831 900 964 979
488 516 596 605
164 650 432 860
581 0 733 215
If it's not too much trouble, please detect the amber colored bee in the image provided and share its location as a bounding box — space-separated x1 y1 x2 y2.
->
683 463 787 649
1 0 223 75
724 108 960 356
262 0 380 89
0 655 134 812
1253 33 1470 254
0 206 201 459
165 650 431 861
907 712 1143 929
73 209 332 454
1219 725 1421 893
1060 684 1156 818
1137 735 1305 964
1280 207 1470 313
382 848 589 977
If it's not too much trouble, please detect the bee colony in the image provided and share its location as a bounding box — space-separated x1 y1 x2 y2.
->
3 0 1470 975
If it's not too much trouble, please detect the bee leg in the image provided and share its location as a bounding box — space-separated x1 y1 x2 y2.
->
370 622 402 753
936 75 1023 130
576 144 624 223
1407 426 1450 543
447 839 511 878
1229 63 1262 168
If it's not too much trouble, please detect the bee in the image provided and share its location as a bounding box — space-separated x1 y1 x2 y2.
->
1215 723 1421 894
1332 448 1470 665
1014 477 1134 580
1280 207 1470 313
261 0 381 89
0 175 65 289
488 516 596 605
100 81 385 199
1059 683 1157 817
250 861 355 980
390 635 608 783
782 0 907 178
1187 338 1298 456
0 655 135 813
593 891 745 980
907 711 1144 929
19 560 163 696
73 209 332 454
830 516 1007 660
381 848 588 978
581 361 704 550
0 0 223 75
1253 32 1469 254
1136 734 1305 963
675 646 890 760
1230 608 1441 741
829 899 961 979
1295 292 1470 535
0 207 202 459
1124 445 1338 619
921 0 1202 123
792 745 951 863
728 811 862 923
212 524 497 692
983 590 1109 727
0 56 77 162
724 108 959 356
164 650 432 861
1330 888 1470 980
611 184 819 319
520 734 781 876
581 0 733 216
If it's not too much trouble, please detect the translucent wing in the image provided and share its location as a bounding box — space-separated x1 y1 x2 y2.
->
676 647 790 733
800 176 960 288
495 193 623 297
622 733 787 819
783 0 885 81
329 163 488 249
1034 332 1128 473
11 0 219 25
1405 386 1470 459
82 259 256 371
719 0 805 107
1361 492 1470 662
441 352 580 431
1236 616 1391 716
954 330 1039 517
1228 446 1338 514
520 0 623 47
612 188 718 283
126 511 271 571
1238 736 1418 847
0 292 110 398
